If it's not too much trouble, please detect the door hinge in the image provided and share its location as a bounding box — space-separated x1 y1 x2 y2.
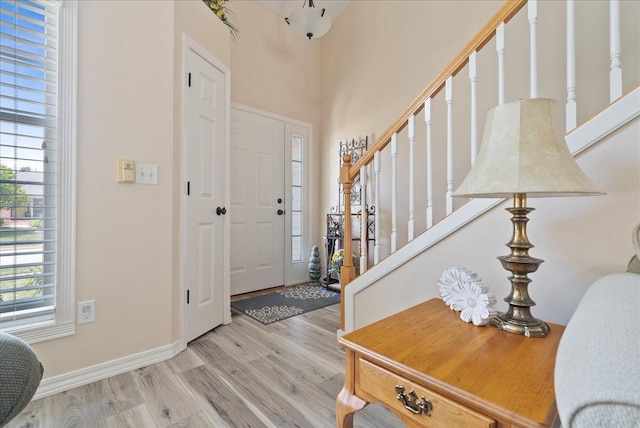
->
187 289 190 304
187 181 190 195
188 72 191 87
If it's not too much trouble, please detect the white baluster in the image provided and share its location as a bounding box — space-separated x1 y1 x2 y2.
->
373 151 381 264
408 115 415 241
445 77 453 216
469 51 478 166
359 165 367 273
391 133 398 253
610 0 622 101
424 98 433 228
497 23 506 105
528 0 538 98
566 0 577 132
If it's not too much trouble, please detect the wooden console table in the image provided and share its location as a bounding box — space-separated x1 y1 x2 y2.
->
336 298 564 427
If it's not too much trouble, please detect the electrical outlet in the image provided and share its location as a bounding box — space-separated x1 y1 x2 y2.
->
78 300 95 324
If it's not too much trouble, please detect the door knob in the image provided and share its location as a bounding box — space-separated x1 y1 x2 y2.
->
216 207 227 216
277 209 285 215
277 198 283 204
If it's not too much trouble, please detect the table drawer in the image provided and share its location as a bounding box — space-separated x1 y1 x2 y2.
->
356 358 495 428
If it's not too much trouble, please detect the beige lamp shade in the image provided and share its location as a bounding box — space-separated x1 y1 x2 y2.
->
453 98 605 198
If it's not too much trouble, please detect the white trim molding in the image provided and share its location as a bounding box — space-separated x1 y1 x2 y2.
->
230 102 312 129
34 341 183 400
566 87 640 154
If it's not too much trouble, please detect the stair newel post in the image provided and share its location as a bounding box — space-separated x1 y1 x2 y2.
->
340 153 356 331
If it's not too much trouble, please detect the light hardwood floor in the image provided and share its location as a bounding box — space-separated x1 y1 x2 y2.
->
6 304 403 428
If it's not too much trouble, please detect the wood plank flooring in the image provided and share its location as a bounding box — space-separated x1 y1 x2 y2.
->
5 304 403 428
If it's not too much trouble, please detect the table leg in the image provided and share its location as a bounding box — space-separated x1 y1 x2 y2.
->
336 387 368 428
336 349 368 428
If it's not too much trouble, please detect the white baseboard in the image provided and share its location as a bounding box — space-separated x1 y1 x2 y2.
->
34 340 184 400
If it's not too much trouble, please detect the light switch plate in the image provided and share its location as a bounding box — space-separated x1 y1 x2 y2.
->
136 163 158 185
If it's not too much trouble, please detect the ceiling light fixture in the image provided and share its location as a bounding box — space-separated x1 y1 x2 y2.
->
285 0 332 40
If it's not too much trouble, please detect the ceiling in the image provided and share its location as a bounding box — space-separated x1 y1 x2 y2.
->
255 0 352 23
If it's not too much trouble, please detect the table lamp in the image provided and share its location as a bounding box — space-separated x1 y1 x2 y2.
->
453 98 604 337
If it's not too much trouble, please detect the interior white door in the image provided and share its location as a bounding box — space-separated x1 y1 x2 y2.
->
230 109 285 295
184 47 226 342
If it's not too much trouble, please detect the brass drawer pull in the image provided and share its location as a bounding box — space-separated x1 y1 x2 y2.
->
395 385 433 416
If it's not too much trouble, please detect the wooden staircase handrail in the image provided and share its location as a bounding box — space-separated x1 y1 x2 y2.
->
347 0 527 182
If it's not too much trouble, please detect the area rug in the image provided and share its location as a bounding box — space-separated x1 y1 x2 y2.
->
231 284 340 325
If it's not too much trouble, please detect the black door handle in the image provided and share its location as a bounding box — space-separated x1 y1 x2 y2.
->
277 209 285 215
216 207 227 216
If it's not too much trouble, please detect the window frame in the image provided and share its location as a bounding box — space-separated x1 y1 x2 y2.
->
0 0 77 343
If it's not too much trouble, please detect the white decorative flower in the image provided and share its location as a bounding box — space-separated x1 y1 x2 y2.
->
457 281 497 326
437 267 497 326
438 267 479 310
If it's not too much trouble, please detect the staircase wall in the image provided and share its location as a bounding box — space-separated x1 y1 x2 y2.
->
350 115 639 330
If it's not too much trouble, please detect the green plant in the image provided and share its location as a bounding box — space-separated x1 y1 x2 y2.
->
0 229 43 243
202 0 238 40
23 272 43 298
0 164 30 211
329 249 359 274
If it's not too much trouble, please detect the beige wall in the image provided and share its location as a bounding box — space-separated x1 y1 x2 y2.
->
31 1 176 377
229 0 323 247
230 0 321 124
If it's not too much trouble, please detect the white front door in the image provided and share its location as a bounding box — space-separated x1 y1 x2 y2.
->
184 45 227 342
230 109 286 295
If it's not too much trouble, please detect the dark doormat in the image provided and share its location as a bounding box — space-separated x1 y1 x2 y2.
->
231 284 340 325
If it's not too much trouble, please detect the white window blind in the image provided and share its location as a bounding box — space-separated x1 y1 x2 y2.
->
1 0 58 323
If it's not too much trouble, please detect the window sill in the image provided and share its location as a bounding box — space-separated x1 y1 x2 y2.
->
1 320 75 345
